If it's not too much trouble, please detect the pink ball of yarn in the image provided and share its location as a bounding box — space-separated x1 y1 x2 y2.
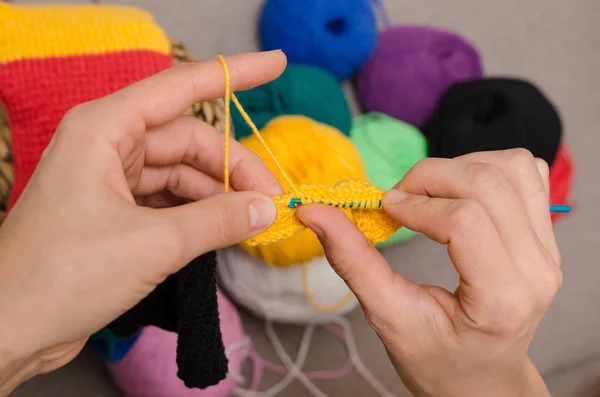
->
106 288 246 397
355 25 483 128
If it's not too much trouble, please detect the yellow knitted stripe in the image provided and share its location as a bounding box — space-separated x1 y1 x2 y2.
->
0 3 170 63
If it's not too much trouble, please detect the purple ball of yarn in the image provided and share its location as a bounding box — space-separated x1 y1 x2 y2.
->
355 26 484 128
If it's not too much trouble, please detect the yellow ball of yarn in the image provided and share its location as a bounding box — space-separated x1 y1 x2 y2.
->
239 115 369 267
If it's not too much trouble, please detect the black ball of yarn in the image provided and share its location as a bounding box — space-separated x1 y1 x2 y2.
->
424 77 562 166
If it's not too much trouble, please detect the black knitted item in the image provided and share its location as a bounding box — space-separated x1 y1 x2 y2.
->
106 251 228 389
424 77 562 166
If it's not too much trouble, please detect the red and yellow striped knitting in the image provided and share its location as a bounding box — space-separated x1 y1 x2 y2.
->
0 3 173 209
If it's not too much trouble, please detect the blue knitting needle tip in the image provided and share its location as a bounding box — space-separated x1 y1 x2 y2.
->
550 205 571 213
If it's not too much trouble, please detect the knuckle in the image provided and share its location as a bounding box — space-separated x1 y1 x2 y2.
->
484 290 536 336
447 200 487 236
507 149 549 197
506 148 537 171
539 265 563 301
167 166 183 193
364 310 398 343
399 158 430 186
465 163 506 193
61 103 87 123
330 255 355 285
406 158 429 175
535 157 550 179
57 104 88 135
214 201 240 244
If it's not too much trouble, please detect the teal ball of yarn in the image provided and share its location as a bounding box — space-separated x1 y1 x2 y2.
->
231 64 352 139
350 113 428 247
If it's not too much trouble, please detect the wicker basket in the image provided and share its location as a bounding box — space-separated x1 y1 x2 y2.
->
0 39 227 224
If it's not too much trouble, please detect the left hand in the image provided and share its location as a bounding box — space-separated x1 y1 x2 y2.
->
298 150 560 397
0 51 286 395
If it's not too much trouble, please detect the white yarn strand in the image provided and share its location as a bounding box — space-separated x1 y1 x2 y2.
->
334 317 396 397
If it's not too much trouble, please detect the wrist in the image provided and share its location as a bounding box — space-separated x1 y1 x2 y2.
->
409 356 550 397
0 354 39 397
0 313 40 397
0 250 41 396
449 358 549 397
512 358 550 397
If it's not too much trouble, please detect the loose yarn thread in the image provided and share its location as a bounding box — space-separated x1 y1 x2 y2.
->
221 270 395 397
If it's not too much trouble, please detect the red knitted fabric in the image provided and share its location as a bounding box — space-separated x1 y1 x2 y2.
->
0 51 172 210
549 144 574 223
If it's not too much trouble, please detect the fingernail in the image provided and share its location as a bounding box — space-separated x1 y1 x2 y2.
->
383 190 409 206
249 197 277 229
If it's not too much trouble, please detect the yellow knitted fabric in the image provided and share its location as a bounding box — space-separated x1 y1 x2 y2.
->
245 177 398 245
217 56 401 268
0 3 170 62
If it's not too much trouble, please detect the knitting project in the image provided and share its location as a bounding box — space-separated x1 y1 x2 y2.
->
0 2 173 207
217 56 402 247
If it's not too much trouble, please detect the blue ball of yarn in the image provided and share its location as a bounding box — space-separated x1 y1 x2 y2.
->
259 0 378 80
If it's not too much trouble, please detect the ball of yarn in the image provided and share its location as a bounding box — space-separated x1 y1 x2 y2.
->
231 64 352 139
350 113 427 246
549 144 574 224
424 77 563 167
239 115 368 267
355 26 483 128
106 289 247 397
217 246 358 323
259 0 377 80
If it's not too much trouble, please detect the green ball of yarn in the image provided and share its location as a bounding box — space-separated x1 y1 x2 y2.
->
231 64 352 138
350 112 428 247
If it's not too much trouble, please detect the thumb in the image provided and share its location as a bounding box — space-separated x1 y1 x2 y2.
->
297 204 417 311
158 192 277 264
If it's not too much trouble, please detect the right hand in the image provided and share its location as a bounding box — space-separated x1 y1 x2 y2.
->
298 149 560 397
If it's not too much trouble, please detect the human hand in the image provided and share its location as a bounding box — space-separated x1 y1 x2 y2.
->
298 149 560 397
0 51 286 395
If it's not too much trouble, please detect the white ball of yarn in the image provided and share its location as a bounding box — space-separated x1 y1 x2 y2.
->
216 246 358 324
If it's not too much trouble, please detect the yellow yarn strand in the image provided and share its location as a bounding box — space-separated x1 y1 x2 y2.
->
216 55 401 247
217 55 299 195
301 264 355 313
220 55 231 193
230 93 299 195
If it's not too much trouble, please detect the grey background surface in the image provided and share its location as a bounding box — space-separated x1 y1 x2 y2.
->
9 0 600 396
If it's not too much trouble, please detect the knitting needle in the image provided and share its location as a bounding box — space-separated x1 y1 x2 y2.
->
550 205 571 213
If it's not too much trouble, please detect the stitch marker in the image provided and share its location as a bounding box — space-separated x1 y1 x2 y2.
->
550 205 571 213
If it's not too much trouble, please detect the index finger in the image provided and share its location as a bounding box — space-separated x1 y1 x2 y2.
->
90 51 287 129
144 116 283 196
